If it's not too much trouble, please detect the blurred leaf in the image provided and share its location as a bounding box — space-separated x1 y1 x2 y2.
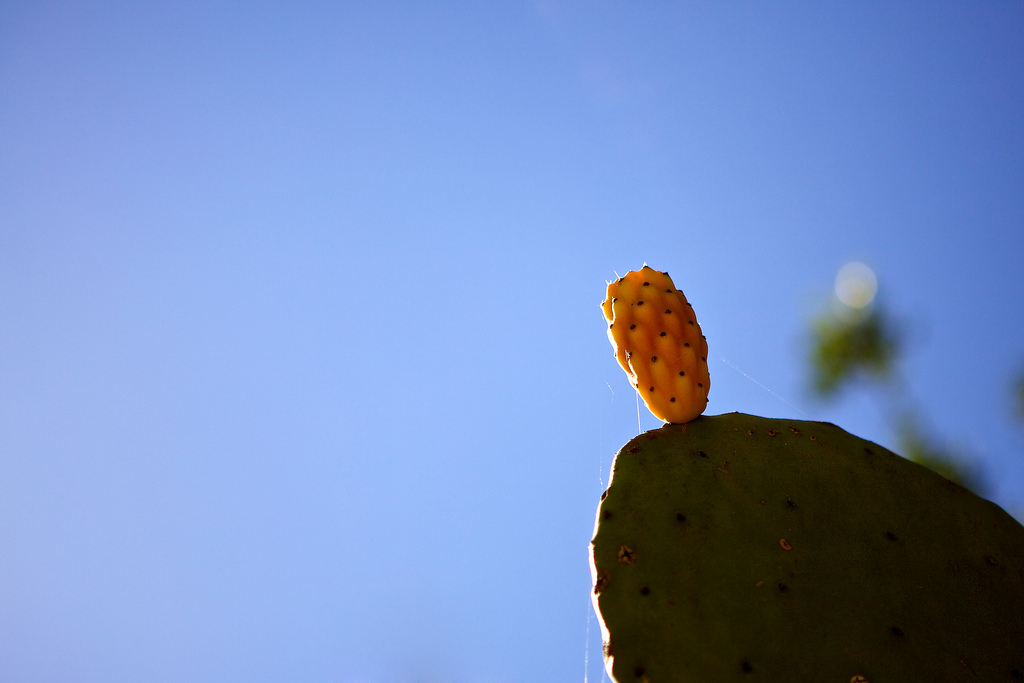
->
809 303 903 398
805 278 986 498
896 413 986 495
1014 372 1024 424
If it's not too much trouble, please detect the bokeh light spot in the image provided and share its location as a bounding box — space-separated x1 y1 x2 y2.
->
835 261 877 309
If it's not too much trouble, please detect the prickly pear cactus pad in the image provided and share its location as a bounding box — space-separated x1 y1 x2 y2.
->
602 266 710 424
589 413 1024 682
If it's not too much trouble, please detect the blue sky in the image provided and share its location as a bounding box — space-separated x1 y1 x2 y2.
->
2 2 1023 681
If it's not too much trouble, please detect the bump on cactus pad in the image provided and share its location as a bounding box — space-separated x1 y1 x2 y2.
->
589 413 1024 682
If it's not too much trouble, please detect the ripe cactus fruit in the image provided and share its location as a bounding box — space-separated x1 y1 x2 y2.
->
602 266 710 424
590 413 1024 682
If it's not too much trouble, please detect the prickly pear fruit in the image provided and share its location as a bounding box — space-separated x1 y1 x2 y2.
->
602 266 710 424
590 413 1024 682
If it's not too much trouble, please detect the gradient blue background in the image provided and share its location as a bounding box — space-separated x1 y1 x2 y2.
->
2 2 1023 681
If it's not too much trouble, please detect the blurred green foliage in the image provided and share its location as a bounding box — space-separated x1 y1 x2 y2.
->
1014 373 1024 424
896 413 986 495
810 306 902 397
807 288 985 493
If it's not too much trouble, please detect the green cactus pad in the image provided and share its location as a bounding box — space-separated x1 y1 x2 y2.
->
589 413 1024 682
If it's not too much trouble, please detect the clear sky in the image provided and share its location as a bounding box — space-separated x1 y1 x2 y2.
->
2 2 1023 681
